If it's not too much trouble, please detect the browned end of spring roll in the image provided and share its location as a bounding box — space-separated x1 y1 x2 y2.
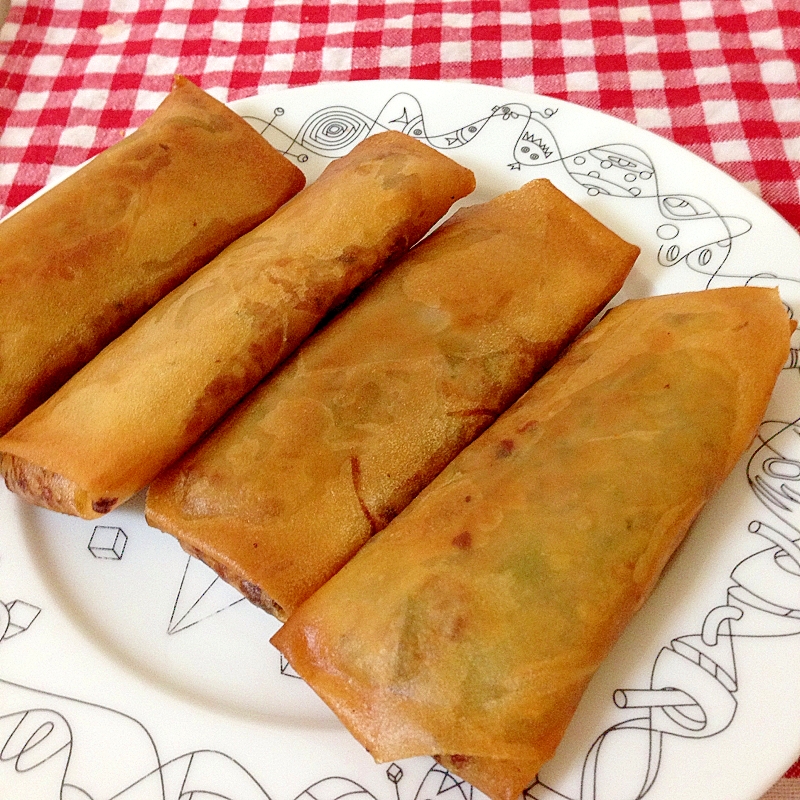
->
145 179 640 620
0 132 475 519
0 76 305 434
272 286 793 800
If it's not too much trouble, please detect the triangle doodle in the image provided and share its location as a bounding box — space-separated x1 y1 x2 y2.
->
168 556 245 634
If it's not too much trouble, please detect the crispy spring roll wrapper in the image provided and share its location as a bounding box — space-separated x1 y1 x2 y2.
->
272 286 793 800
146 179 640 620
0 132 475 519
0 76 305 435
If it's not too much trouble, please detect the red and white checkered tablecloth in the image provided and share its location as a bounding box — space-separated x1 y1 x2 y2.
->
1 0 799 229
1 1 799 798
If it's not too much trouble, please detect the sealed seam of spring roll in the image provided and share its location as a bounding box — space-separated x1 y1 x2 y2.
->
0 76 306 435
146 179 640 621
0 131 475 519
272 287 793 800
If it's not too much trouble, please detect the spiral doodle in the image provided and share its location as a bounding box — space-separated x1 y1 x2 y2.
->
299 107 373 155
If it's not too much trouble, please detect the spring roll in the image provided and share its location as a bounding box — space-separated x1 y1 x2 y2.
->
145 179 640 620
0 76 305 435
0 132 475 519
272 286 793 800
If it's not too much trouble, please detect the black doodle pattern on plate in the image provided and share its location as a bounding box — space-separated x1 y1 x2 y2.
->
0 675 474 800
0 597 39 642
526 417 800 800
167 553 245 634
241 91 800 289
88 525 127 560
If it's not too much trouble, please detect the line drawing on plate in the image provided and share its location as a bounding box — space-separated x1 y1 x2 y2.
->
527 416 800 800
0 678 271 800
0 678 474 800
0 678 161 800
242 91 770 287
167 553 245 634
0 566 471 798
280 652 301 679
0 597 39 643
88 525 127 561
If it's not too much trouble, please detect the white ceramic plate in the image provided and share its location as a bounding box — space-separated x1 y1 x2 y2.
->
1 80 799 800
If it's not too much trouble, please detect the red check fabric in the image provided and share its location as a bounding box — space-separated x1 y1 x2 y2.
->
0 1 799 798
1 0 799 230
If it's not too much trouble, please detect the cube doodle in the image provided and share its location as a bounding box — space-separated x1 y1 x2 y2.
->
89 526 127 560
6 599 40 637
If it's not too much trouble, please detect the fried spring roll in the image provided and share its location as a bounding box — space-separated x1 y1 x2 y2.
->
0 132 475 519
0 76 305 434
272 286 793 800
145 179 640 620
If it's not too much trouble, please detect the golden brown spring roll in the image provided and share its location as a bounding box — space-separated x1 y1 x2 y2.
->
272 286 793 800
0 76 305 435
0 132 475 519
145 179 640 620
